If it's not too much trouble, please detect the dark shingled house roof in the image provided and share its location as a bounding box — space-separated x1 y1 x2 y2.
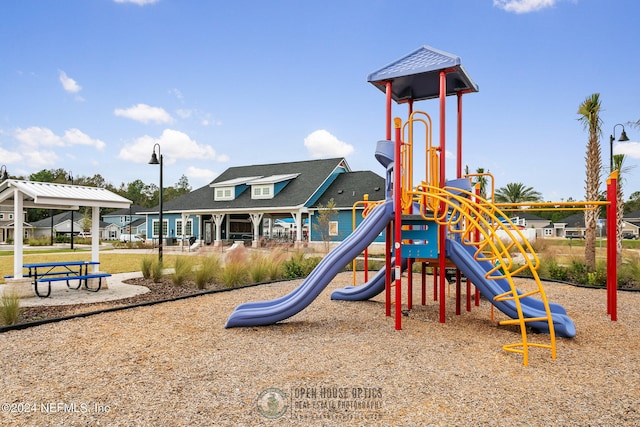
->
313 171 385 209
140 158 383 214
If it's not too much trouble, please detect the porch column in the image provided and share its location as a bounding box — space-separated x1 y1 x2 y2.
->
249 213 263 248
213 214 225 247
291 211 303 248
181 213 188 250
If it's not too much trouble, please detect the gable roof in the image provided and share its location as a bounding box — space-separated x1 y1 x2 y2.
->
0 179 131 209
624 210 640 220
555 213 587 227
367 45 479 103
104 205 148 216
509 211 547 221
142 158 351 214
312 171 385 209
30 211 109 228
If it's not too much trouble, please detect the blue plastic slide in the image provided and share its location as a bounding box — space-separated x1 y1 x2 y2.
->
224 200 394 328
446 238 576 338
330 258 406 301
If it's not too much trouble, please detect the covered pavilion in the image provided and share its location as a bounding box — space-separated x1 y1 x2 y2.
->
0 179 131 296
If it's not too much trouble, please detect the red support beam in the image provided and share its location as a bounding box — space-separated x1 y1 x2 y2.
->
606 173 618 321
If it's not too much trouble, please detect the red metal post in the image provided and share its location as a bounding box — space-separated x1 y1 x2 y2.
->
606 173 618 321
433 266 438 301
394 118 403 330
438 70 447 323
385 223 391 317
456 91 463 179
385 81 392 141
421 262 426 306
363 195 369 283
384 81 393 318
455 270 461 315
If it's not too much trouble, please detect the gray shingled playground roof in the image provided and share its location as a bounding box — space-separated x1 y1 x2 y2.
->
367 45 479 102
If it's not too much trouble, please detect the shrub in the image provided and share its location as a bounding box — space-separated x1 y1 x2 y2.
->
266 249 287 281
141 256 154 279
283 251 321 279
567 259 589 285
172 256 193 286
151 259 164 283
220 248 249 287
544 257 569 282
248 252 271 283
195 255 221 290
618 254 640 289
0 292 20 326
220 261 249 288
26 236 52 246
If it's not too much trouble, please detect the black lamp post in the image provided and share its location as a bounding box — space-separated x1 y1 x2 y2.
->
149 143 163 262
609 124 630 173
68 171 74 250
0 165 8 181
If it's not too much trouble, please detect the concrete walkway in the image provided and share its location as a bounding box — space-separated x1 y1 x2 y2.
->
0 272 150 307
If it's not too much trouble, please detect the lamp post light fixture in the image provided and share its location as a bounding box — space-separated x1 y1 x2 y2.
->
609 124 630 173
0 165 8 181
68 171 74 250
149 143 163 262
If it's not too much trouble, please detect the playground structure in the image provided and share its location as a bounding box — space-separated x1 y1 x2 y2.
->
226 46 620 365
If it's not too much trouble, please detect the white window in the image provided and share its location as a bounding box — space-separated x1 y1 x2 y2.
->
175 219 193 236
215 187 234 201
329 221 339 236
152 219 169 237
0 213 4 220
252 184 273 199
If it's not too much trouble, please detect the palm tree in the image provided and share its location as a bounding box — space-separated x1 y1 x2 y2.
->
577 93 602 270
612 153 635 265
474 167 489 200
494 182 542 204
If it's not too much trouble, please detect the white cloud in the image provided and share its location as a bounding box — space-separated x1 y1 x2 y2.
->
114 0 159 5
303 130 354 158
58 70 82 93
14 127 105 150
185 166 217 183
493 0 557 13
63 128 106 150
24 150 60 168
114 103 174 124
176 109 192 119
0 146 22 164
169 88 184 101
15 127 63 147
615 141 640 160
118 129 223 164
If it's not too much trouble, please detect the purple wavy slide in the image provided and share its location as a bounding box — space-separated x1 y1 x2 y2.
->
224 200 394 328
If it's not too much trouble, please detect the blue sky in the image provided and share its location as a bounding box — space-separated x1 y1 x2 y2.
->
1 0 639 202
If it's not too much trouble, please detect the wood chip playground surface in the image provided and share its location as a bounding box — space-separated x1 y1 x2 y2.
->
0 272 638 426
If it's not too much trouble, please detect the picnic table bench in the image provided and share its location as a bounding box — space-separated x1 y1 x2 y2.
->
20 261 111 298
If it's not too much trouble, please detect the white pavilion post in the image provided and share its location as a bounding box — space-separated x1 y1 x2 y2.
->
6 187 33 297
13 187 23 278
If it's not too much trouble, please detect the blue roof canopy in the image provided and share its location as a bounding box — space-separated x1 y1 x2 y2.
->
367 45 479 103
